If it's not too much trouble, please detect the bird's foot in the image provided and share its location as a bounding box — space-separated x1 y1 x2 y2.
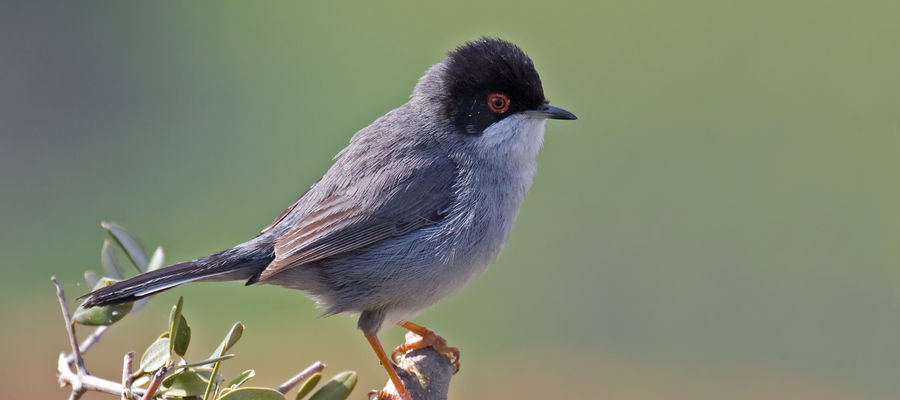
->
392 323 460 373
368 389 412 400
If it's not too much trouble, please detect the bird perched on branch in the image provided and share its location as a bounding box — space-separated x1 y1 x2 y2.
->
82 37 576 400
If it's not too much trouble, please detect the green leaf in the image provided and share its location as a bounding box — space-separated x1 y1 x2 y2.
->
216 387 285 400
100 239 124 279
140 337 170 373
203 358 226 400
212 322 244 357
172 315 191 356
72 302 132 326
148 246 165 271
204 322 243 400
169 296 191 357
226 369 256 389
132 375 151 388
295 373 321 400
72 278 133 326
102 221 149 271
308 371 356 400
161 369 211 397
84 270 99 288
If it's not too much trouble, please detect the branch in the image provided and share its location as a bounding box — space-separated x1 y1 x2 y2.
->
276 361 326 394
52 276 92 400
122 352 134 400
141 363 170 400
380 332 457 400
57 352 146 399
53 277 145 400
65 325 110 365
52 277 87 374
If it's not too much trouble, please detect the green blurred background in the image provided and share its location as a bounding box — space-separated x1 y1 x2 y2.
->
3 1 899 399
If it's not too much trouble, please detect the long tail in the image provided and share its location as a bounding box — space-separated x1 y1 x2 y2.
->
80 242 273 307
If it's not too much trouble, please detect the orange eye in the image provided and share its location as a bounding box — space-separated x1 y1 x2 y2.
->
487 93 509 113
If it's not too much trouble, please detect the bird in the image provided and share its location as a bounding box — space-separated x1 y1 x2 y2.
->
81 37 576 400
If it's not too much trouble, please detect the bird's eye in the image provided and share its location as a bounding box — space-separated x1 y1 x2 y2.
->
487 93 510 113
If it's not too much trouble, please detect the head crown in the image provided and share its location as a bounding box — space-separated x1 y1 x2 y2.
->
415 38 548 135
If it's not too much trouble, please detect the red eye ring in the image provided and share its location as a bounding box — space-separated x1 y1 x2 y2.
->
487 93 510 113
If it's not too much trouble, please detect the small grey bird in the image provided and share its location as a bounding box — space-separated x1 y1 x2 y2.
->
83 37 576 400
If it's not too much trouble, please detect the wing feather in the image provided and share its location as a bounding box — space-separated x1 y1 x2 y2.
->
257 155 457 281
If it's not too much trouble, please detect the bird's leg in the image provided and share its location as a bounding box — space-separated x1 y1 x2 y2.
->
392 321 460 372
365 333 413 400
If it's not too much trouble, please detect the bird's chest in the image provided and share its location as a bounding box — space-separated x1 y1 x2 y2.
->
409 117 545 298
474 163 535 240
429 157 538 286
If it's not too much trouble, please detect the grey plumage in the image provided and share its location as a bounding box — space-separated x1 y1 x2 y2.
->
81 38 576 337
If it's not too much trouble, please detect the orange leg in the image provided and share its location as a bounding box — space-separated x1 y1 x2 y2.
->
365 333 413 400
392 321 460 372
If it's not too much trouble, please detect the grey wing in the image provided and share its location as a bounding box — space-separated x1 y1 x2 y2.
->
256 156 457 281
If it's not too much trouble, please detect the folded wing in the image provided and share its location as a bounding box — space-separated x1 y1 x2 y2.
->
256 155 457 281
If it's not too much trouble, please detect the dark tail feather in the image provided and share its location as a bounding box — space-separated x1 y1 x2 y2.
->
80 244 272 307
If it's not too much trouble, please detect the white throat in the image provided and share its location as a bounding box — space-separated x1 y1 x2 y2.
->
474 114 547 170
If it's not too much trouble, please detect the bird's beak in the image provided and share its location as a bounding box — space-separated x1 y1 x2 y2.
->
526 103 577 120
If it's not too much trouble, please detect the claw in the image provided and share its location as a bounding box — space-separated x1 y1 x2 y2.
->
368 389 405 400
393 322 461 373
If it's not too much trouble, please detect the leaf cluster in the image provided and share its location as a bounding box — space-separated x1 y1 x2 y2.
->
63 223 357 400
132 297 356 400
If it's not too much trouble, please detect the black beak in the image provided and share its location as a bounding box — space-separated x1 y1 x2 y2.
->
526 103 577 120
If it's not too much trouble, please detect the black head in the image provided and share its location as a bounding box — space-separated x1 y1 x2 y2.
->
441 38 574 135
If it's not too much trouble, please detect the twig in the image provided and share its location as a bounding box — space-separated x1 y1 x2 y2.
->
174 354 236 371
52 276 91 400
53 277 148 399
65 325 110 364
52 276 87 375
275 361 326 394
141 363 170 400
57 353 147 398
122 352 134 400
